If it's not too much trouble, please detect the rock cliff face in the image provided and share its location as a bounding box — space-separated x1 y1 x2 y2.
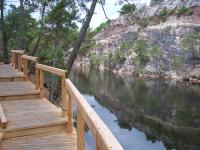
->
76 0 200 80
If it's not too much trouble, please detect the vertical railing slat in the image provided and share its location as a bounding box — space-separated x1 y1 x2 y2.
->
39 70 44 98
77 108 85 150
35 68 39 90
67 89 73 133
61 76 67 117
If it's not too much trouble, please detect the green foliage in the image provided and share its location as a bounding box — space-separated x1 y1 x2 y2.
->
181 32 198 53
89 54 101 67
133 39 160 66
119 3 136 15
159 7 168 17
120 42 132 51
171 55 184 70
114 48 126 64
177 6 189 16
181 31 199 66
4 5 38 51
79 29 95 56
138 18 149 28
103 43 127 68
92 21 109 35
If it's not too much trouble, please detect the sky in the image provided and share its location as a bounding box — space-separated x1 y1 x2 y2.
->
89 0 151 29
6 0 151 29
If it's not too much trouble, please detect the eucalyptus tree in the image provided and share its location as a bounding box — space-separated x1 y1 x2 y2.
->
19 0 25 49
0 0 9 63
65 0 98 76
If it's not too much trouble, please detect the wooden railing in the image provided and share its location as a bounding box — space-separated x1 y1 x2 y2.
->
35 63 67 117
65 79 123 150
21 55 38 81
11 50 25 70
10 53 123 150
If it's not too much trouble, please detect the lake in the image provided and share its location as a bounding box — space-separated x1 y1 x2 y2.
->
70 66 200 150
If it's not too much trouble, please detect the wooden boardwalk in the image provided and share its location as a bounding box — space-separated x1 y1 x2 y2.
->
0 64 24 81
0 67 77 150
0 50 123 150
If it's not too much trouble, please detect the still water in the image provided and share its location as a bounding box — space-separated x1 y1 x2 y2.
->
70 67 200 150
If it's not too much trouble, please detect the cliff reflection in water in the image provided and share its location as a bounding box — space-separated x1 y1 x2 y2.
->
70 66 200 150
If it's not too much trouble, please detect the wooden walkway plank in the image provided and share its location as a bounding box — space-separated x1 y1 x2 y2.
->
0 99 67 132
0 61 123 150
0 64 24 82
0 81 39 100
0 130 77 150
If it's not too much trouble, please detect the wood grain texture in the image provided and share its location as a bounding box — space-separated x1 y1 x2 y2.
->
36 63 66 77
66 79 123 150
1 130 77 150
0 64 24 81
0 99 67 131
77 108 85 150
21 55 38 62
0 81 39 100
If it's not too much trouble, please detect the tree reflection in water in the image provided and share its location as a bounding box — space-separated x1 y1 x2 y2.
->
70 66 200 150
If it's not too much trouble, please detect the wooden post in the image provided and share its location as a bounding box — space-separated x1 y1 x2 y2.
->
18 53 22 70
16 53 19 69
11 53 14 66
67 90 73 133
24 60 28 81
61 76 67 117
14 53 17 69
35 68 39 90
39 70 44 98
77 108 85 150
21 58 24 73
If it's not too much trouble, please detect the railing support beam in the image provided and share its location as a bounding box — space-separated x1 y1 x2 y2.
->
39 70 44 98
77 108 85 150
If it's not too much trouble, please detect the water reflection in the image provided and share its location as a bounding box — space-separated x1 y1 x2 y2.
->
70 66 200 150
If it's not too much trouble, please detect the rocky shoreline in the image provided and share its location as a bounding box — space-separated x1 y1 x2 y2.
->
72 0 200 84
74 61 200 84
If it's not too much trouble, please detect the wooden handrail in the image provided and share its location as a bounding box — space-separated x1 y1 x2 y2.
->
21 55 38 62
36 63 66 77
35 63 67 117
65 79 123 150
10 50 25 70
11 50 25 54
20 55 38 81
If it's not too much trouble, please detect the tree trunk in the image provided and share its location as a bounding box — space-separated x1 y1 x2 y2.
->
65 0 98 77
19 0 25 50
31 2 46 56
0 0 8 63
100 0 110 21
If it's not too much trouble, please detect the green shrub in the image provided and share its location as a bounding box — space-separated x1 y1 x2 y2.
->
158 7 169 22
104 47 126 68
120 42 132 51
172 55 184 69
115 48 126 64
92 21 110 35
89 54 101 67
181 32 199 66
159 7 168 17
138 18 149 28
177 6 189 16
119 4 136 15
133 39 160 66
